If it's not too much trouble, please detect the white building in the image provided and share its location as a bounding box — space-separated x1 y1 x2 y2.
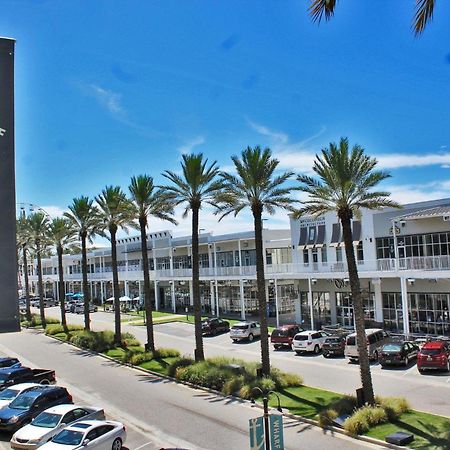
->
27 197 450 336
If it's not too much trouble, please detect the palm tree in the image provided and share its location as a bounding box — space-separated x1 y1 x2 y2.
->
65 197 102 331
48 218 77 330
215 146 295 376
309 0 435 35
129 175 177 352
162 154 222 362
294 137 400 404
96 186 134 346
17 213 32 321
27 212 50 328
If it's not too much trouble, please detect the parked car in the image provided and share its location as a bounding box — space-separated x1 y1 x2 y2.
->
322 336 346 357
39 420 126 450
344 328 389 362
43 299 58 308
0 357 20 369
271 325 303 350
230 322 261 342
0 383 41 409
65 301 83 313
73 304 98 314
417 341 450 373
292 330 329 355
11 405 105 450
201 318 230 336
379 341 419 367
0 386 72 433
0 367 56 391
30 298 40 308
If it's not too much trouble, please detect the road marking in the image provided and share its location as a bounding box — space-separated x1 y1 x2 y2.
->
134 442 155 450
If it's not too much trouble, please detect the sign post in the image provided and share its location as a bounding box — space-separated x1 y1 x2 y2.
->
269 414 284 450
249 416 265 450
249 414 284 450
0 37 19 333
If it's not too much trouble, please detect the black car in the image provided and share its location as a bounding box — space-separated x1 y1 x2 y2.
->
201 318 230 336
0 385 72 432
322 336 346 357
0 358 20 369
379 341 419 367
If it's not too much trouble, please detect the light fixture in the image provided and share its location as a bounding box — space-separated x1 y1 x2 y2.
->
311 278 317 285
343 278 350 285
407 278 415 286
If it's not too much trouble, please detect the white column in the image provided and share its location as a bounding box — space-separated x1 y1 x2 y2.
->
154 281 159 311
210 280 216 315
90 281 93 299
213 243 217 276
239 279 246 320
189 280 194 306
124 281 129 298
208 244 213 274
400 277 410 336
274 278 280 328
171 282 176 313
100 282 104 304
215 280 219 317
238 239 242 274
372 278 383 323
295 283 302 324
308 278 314 330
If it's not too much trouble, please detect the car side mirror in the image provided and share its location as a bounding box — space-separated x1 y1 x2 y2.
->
82 439 90 446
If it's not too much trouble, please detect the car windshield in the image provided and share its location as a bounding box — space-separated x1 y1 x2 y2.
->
232 325 248 330
0 388 19 400
52 430 84 445
272 329 289 337
32 412 62 428
383 344 401 352
294 335 308 341
421 348 442 356
325 337 341 344
9 395 35 410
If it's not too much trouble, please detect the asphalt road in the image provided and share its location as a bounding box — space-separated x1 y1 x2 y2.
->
50 308 450 418
0 329 380 450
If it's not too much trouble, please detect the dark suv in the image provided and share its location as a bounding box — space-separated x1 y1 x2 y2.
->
202 318 230 336
271 325 302 350
0 385 72 432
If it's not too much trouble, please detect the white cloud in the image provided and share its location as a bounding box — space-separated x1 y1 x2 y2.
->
384 181 450 205
247 120 288 144
40 205 67 219
177 136 205 155
88 84 124 115
376 153 450 170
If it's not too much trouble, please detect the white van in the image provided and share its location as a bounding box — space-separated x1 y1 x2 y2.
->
345 328 390 362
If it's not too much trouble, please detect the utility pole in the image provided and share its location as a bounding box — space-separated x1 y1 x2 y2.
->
0 37 19 333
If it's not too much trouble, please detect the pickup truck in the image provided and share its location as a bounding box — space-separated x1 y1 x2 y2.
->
0 367 56 391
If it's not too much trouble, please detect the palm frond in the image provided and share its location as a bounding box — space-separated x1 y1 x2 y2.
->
309 0 337 23
414 0 435 35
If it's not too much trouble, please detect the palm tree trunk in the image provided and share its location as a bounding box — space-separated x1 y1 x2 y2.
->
253 204 270 376
340 212 375 405
36 242 46 329
81 233 90 331
192 205 204 361
57 245 67 330
110 228 121 346
140 217 155 352
22 246 32 322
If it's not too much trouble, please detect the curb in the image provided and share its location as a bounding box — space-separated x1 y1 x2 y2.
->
42 331 409 450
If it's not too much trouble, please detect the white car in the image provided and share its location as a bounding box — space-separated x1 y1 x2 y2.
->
230 322 261 342
73 304 98 314
37 420 126 450
0 383 40 410
11 405 105 450
292 330 329 354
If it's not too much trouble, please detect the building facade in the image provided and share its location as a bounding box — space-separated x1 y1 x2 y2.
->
26 197 450 336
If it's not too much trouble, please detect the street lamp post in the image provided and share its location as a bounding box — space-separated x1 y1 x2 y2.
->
251 387 282 450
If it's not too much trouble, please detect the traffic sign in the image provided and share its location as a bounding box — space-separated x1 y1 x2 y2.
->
249 416 265 450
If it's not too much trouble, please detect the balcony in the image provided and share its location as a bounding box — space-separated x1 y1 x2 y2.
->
377 256 450 272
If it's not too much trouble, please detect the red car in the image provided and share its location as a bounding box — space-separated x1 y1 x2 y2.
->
270 325 303 350
417 341 450 373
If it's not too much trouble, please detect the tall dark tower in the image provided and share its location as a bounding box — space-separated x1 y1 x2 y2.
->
0 37 20 332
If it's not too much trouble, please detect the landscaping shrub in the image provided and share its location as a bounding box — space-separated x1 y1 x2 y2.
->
130 352 154 366
270 368 303 389
167 357 194 378
70 330 116 353
45 324 83 335
122 338 141 348
344 406 387 436
153 348 180 358
376 396 410 421
222 376 245 396
318 408 339 428
21 314 59 328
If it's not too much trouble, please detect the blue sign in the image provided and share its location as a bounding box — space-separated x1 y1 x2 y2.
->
269 415 284 450
249 416 265 450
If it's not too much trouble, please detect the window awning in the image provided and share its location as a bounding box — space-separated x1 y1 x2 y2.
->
315 224 326 248
298 227 308 249
330 223 341 247
352 220 362 245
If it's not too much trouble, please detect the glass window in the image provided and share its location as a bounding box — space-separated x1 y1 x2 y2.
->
303 249 309 264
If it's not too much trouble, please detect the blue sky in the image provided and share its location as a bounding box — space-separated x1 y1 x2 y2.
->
3 0 450 238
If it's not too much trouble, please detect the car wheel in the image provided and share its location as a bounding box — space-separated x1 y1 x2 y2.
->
274 345 281 350
248 333 254 342
404 356 409 367
295 351 301 355
446 360 450 372
323 352 329 358
314 345 320 354
112 438 122 450
232 339 238 343
40 378 50 385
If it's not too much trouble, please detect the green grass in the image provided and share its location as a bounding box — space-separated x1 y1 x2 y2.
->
366 410 450 450
267 386 343 419
139 356 179 375
104 348 126 359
